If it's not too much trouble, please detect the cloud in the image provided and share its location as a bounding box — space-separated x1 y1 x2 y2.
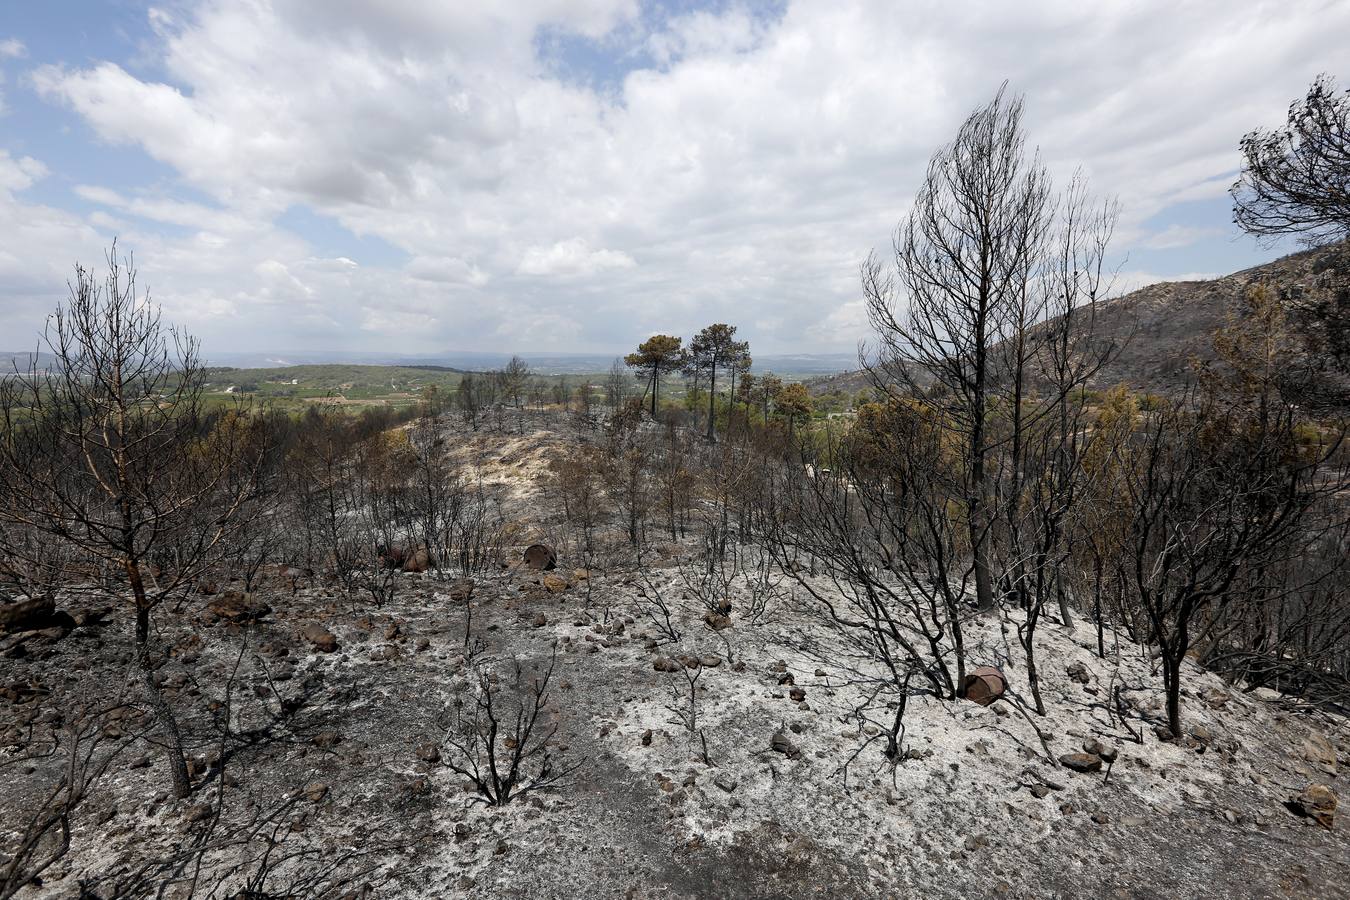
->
12 0 1350 353
1139 224 1227 251
0 39 25 59
517 238 636 276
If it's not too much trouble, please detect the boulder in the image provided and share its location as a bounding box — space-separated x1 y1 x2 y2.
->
300 623 338 653
207 592 271 624
542 573 569 594
1066 661 1092 684
1304 733 1339 775
1291 783 1337 829
653 656 682 673
1059 752 1104 774
1083 738 1118 764
378 544 408 570
0 596 57 633
703 612 733 631
771 730 802 759
401 546 433 574
523 544 557 571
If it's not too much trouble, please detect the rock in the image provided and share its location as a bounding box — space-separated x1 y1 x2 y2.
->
542 573 569 593
1290 783 1337 829
771 730 801 759
1154 724 1174 743
1059 753 1103 774
401 546 433 573
1083 739 1118 764
523 544 557 571
714 772 738 793
1191 724 1215 746
1202 687 1230 708
0 595 56 633
300 623 338 653
700 655 722 668
312 731 342 749
1091 811 1110 825
415 637 431 652
1066 661 1091 684
1030 784 1051 799
532 613 548 628
302 782 329 803
653 657 682 673
206 592 270 623
448 579 475 602
415 742 441 764
641 729 653 746
1303 733 1338 775
703 612 732 631
184 803 214 824
789 686 806 703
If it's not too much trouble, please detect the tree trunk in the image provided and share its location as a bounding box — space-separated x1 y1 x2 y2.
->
970 512 995 613
706 364 717 442
128 559 192 800
1025 638 1046 715
1056 579 1074 629
1163 655 1183 738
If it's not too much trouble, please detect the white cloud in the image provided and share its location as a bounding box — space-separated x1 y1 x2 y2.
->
517 238 636 276
1139 224 1227 251
11 0 1349 353
0 39 25 59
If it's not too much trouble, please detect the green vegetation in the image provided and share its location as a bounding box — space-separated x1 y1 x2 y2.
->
200 364 464 412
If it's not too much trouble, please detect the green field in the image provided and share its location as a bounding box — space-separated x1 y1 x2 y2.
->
201 364 463 412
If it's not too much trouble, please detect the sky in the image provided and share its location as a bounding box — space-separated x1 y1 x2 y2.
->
0 0 1343 357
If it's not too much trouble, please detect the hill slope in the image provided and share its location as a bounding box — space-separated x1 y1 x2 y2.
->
805 241 1350 399
1088 240 1350 392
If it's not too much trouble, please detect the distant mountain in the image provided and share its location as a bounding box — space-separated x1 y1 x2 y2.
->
0 351 53 373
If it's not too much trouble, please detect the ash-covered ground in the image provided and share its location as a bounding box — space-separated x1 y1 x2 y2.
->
3 423 1349 899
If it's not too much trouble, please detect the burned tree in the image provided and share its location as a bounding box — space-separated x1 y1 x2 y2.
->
863 84 1053 614
1232 73 1350 246
440 652 579 806
0 246 264 798
1115 392 1341 737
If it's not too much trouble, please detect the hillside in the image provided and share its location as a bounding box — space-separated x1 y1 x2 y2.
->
1086 240 1350 392
3 415 1349 898
804 241 1350 401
